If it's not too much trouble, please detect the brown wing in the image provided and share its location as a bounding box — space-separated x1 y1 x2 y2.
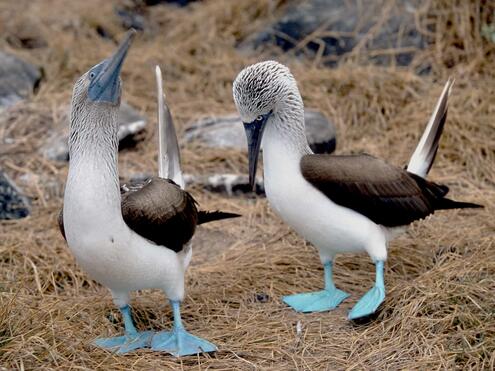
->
121 177 198 252
58 177 199 253
300 154 448 227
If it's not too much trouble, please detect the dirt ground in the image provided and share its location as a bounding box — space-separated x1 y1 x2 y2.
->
0 0 494 369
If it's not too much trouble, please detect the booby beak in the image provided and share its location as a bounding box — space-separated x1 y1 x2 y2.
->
243 112 271 190
88 29 136 104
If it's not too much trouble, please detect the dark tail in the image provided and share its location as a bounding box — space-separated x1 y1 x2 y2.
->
412 174 484 211
198 210 241 225
436 198 484 210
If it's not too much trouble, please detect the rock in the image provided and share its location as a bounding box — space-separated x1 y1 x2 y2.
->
183 173 265 196
42 102 147 161
240 0 427 67
0 171 30 220
184 109 336 154
123 173 265 197
115 6 146 31
0 51 42 110
143 0 198 6
254 293 270 303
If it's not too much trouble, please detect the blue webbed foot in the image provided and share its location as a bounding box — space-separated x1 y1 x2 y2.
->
348 261 386 320
283 261 349 313
150 300 217 356
94 331 153 353
348 285 385 320
151 328 217 356
283 288 349 313
94 304 152 353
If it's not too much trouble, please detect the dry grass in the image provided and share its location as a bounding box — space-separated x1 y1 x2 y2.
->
0 0 494 369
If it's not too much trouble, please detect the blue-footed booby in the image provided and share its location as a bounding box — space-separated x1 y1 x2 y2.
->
232 61 482 320
59 30 238 355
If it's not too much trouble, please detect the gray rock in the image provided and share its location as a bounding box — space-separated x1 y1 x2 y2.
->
115 7 146 31
124 173 265 197
0 51 42 110
183 173 265 197
0 171 30 220
240 0 427 68
184 109 336 154
144 0 198 6
42 102 147 161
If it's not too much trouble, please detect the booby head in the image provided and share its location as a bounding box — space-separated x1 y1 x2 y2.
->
72 29 136 110
233 61 305 189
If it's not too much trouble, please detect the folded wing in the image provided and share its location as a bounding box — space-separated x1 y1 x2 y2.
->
301 154 449 227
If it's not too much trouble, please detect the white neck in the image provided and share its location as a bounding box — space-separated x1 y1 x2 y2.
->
65 107 122 219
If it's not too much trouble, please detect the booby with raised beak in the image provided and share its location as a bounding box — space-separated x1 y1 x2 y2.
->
232 61 482 320
60 30 238 355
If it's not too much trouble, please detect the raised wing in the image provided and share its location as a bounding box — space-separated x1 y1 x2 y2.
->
300 154 447 227
155 66 184 188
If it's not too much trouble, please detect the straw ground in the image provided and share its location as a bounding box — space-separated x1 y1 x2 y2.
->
0 0 494 369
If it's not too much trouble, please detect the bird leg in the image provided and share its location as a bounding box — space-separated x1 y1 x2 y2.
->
283 261 349 313
151 300 217 356
93 305 153 353
348 260 386 320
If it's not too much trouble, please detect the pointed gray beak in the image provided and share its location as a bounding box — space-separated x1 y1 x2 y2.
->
243 112 271 190
88 29 136 103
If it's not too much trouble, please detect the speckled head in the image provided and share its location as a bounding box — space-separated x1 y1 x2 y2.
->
233 61 305 189
233 61 300 122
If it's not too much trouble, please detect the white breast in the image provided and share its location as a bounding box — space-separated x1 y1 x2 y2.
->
262 128 389 262
63 157 188 301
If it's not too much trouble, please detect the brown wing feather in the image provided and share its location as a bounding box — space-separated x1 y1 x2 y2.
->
121 177 198 252
58 177 198 253
59 177 243 251
300 154 437 227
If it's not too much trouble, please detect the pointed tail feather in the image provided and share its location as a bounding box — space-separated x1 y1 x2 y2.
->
197 210 241 225
155 65 184 189
407 78 454 179
436 198 484 211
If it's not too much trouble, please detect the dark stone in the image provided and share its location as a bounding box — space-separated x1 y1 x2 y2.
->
42 102 147 161
184 109 336 154
0 171 30 220
254 293 270 303
240 0 427 67
143 0 198 6
0 51 42 110
115 7 146 31
95 26 114 41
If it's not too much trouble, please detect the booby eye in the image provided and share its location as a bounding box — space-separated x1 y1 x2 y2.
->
89 71 96 80
255 115 264 121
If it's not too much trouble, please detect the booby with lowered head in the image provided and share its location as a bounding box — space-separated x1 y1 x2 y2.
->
60 30 239 355
232 61 482 320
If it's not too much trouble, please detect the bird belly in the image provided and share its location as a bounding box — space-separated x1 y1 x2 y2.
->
66 227 186 299
63 181 186 299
